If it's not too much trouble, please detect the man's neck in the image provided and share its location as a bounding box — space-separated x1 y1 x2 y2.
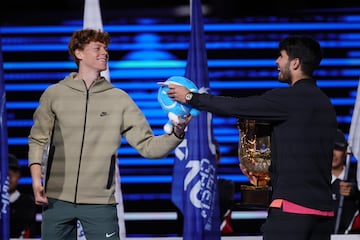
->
75 71 101 89
332 165 344 177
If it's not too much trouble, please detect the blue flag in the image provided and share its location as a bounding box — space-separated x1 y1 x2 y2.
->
171 0 221 239
0 34 10 240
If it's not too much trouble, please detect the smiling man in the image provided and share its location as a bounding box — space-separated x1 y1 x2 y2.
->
28 28 192 240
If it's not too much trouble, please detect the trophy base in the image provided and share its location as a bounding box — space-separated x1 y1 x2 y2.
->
240 185 271 207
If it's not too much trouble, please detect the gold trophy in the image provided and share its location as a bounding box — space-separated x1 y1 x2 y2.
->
237 119 272 206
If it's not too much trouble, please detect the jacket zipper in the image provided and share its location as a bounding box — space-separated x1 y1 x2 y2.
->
74 82 90 203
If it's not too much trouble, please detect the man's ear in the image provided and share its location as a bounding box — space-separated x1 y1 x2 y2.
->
75 49 83 60
291 58 301 70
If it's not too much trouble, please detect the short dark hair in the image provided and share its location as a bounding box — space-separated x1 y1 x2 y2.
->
279 35 323 76
8 154 20 171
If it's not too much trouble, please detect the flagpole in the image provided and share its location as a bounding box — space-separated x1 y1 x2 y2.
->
0 33 10 240
334 147 352 234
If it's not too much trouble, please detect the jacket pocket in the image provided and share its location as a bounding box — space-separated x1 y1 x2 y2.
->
106 154 116 189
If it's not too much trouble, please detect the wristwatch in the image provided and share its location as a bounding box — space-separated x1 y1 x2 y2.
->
185 92 193 102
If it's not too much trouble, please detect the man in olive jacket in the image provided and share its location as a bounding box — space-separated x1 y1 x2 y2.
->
28 29 191 240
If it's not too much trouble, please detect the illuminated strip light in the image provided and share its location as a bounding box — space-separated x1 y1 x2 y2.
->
4 61 183 69
4 73 68 81
5 135 233 146
349 90 358 97
123 193 173 201
6 83 78 91
123 211 268 221
16 156 239 167
348 51 360 57
35 210 267 222
5 97 358 111
17 156 238 168
18 160 28 167
4 69 185 80
4 40 360 52
4 102 160 110
2 44 69 51
344 15 360 22
8 127 350 144
19 174 250 185
4 69 360 80
5 80 360 93
7 120 34 127
4 70 360 81
112 156 242 166
123 212 178 221
210 80 360 89
231 211 268 220
2 22 360 34
330 98 357 105
4 120 176 128
338 33 360 39
337 116 353 123
6 126 350 143
8 138 28 145
5 32 358 43
5 58 360 70
119 158 174 166
5 119 172 127
18 158 175 167
7 102 38 109
12 128 352 148
6 121 238 134
4 62 76 69
5 100 169 110
100 38 360 51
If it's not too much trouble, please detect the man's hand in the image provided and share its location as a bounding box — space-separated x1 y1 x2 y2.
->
30 164 48 205
167 84 190 104
172 114 193 138
32 182 48 205
239 163 259 186
339 181 353 196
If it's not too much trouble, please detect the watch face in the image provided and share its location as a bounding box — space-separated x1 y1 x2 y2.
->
185 93 193 101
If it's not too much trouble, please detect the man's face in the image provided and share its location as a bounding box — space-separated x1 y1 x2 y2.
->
76 41 109 72
332 148 346 169
8 169 20 193
275 50 292 84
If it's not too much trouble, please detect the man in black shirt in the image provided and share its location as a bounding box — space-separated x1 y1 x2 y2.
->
168 35 338 240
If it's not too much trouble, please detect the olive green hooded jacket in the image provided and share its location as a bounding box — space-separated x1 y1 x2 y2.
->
28 73 183 204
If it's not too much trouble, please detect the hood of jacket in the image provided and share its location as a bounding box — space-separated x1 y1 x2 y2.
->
59 72 114 93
